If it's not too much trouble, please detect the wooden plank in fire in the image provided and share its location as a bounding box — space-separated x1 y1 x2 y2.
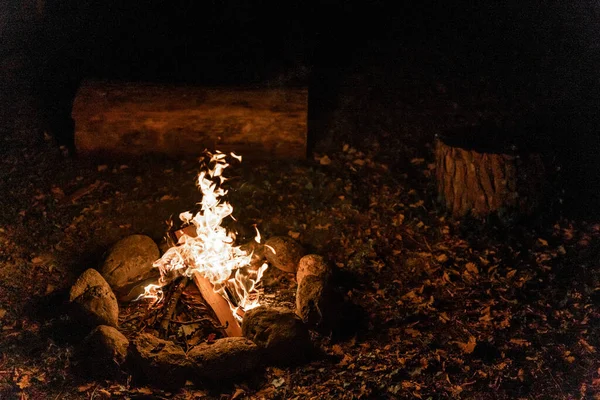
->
191 271 242 337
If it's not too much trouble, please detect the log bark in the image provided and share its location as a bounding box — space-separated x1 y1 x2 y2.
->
191 271 242 337
435 136 545 220
72 80 307 160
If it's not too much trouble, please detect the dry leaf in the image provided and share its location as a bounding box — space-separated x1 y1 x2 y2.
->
159 194 177 201
580 338 596 353
436 254 449 263
439 312 450 323
456 336 477 354
465 262 479 274
318 155 332 165
16 375 30 389
231 388 246 400
405 328 421 337
331 344 345 356
510 338 531 347
77 383 94 392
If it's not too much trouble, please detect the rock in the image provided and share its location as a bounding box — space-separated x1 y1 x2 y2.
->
187 337 260 381
69 269 119 328
296 254 332 286
264 236 305 273
242 306 311 365
129 333 190 389
82 325 129 375
99 235 160 302
296 274 333 330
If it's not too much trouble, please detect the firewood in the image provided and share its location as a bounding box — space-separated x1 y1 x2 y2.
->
159 277 189 338
174 225 197 241
191 271 242 337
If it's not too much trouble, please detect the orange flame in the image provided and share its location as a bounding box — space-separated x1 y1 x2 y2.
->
143 151 268 320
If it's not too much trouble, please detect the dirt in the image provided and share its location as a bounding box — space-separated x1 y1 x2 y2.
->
2 38 600 399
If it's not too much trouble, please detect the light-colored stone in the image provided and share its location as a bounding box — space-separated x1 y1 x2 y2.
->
242 306 311 365
296 254 332 286
187 337 260 380
70 269 119 328
264 236 305 273
100 235 160 302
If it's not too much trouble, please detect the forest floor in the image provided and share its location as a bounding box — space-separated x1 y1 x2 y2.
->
2 42 600 400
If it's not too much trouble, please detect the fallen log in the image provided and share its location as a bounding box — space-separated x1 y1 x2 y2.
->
191 271 242 337
72 80 308 159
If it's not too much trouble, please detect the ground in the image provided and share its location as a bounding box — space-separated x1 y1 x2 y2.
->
2 37 600 399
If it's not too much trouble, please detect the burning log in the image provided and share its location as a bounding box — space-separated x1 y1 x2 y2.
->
192 271 242 337
72 80 307 159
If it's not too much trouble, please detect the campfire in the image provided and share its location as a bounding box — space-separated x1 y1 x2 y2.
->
68 150 339 387
143 151 268 337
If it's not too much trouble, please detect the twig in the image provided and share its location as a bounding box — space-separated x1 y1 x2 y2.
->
159 277 190 338
61 180 107 204
120 304 163 324
169 317 227 330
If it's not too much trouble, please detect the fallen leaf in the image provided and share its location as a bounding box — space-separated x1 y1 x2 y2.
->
433 314 448 326
272 377 285 388
338 354 354 367
318 155 332 165
455 336 477 354
17 375 30 389
405 328 421 337
580 338 596 353
436 254 449 263
231 388 246 400
510 338 531 347
77 383 95 392
331 344 345 356
465 262 479 274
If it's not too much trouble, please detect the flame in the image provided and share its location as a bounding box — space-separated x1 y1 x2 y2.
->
143 151 268 320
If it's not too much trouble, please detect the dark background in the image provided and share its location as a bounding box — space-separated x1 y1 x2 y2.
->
2 0 600 213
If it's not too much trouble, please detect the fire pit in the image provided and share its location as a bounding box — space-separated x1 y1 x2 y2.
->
68 151 339 387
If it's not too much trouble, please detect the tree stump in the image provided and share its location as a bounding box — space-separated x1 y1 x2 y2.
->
435 131 545 220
